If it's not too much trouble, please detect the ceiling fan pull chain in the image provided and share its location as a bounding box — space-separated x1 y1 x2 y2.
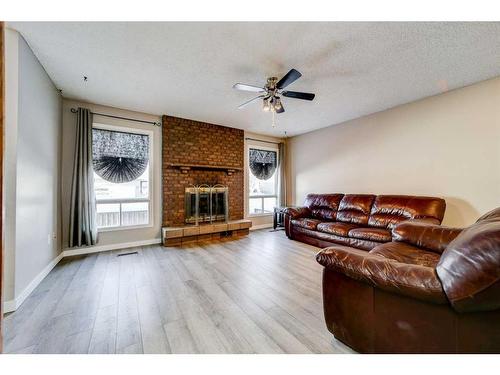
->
272 109 276 128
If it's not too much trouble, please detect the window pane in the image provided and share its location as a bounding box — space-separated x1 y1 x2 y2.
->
96 203 120 228
249 169 276 196
249 197 263 215
94 164 149 200
121 202 149 226
263 197 277 213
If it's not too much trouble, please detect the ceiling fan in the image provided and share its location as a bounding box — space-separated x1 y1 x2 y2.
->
233 68 315 114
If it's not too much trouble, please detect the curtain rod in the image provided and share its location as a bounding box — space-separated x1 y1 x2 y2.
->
245 137 282 145
70 108 161 127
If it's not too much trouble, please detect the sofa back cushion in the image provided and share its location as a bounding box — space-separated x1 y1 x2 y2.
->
304 193 344 221
368 195 446 229
337 194 376 225
436 207 500 313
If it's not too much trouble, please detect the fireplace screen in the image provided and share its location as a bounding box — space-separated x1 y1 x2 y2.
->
185 184 229 224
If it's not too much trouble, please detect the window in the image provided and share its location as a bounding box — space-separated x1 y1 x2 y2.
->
248 147 278 215
92 124 153 230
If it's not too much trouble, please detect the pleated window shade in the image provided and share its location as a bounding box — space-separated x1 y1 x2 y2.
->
249 148 277 180
92 128 149 183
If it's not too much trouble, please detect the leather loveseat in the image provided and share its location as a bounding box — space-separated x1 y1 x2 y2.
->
316 207 500 353
284 194 446 250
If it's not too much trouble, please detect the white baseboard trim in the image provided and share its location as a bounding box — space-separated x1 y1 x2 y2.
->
3 252 64 313
62 238 162 257
250 223 273 230
3 300 16 313
3 238 162 313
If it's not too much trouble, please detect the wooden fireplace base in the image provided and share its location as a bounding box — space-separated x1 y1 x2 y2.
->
162 219 252 247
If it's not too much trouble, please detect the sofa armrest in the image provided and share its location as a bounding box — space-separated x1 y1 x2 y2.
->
316 246 448 304
392 219 463 254
283 207 310 238
283 206 311 219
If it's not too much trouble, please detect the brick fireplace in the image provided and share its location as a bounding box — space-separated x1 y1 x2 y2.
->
162 115 244 227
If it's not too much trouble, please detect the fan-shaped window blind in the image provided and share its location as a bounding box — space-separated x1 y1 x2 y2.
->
249 148 277 180
92 128 149 183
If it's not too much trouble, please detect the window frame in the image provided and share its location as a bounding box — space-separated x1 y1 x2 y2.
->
92 122 154 232
247 143 279 217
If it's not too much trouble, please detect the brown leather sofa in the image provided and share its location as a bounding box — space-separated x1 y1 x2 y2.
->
284 194 446 250
316 207 500 353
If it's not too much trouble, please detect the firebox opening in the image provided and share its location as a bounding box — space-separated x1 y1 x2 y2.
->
185 184 229 225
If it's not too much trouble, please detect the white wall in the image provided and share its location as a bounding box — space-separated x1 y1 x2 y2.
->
288 76 500 227
61 100 162 250
3 29 62 305
15 35 62 297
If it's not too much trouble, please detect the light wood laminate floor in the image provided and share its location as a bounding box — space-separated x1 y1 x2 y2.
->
4 230 354 354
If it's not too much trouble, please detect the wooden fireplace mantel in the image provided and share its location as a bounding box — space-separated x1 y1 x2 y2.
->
167 162 243 175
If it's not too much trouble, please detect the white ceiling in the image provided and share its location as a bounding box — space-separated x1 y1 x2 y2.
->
10 22 500 136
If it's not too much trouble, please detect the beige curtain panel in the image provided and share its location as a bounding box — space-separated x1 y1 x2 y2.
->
69 107 98 247
278 141 287 207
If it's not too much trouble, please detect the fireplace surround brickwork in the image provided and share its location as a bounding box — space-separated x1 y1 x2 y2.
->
162 115 244 226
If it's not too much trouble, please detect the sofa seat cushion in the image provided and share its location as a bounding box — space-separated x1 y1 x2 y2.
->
348 227 391 242
291 218 322 230
317 222 359 237
292 226 382 251
370 242 441 268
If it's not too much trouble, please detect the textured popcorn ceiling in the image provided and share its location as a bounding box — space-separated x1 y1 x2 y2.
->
10 22 500 136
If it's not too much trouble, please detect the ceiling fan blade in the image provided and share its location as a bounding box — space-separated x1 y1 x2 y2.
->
282 91 315 101
233 83 266 93
238 95 265 109
276 68 302 89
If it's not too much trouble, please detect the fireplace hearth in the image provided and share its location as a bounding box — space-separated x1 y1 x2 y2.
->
185 184 229 224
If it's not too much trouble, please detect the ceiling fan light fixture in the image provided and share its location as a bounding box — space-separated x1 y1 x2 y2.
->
263 98 271 112
273 97 283 112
